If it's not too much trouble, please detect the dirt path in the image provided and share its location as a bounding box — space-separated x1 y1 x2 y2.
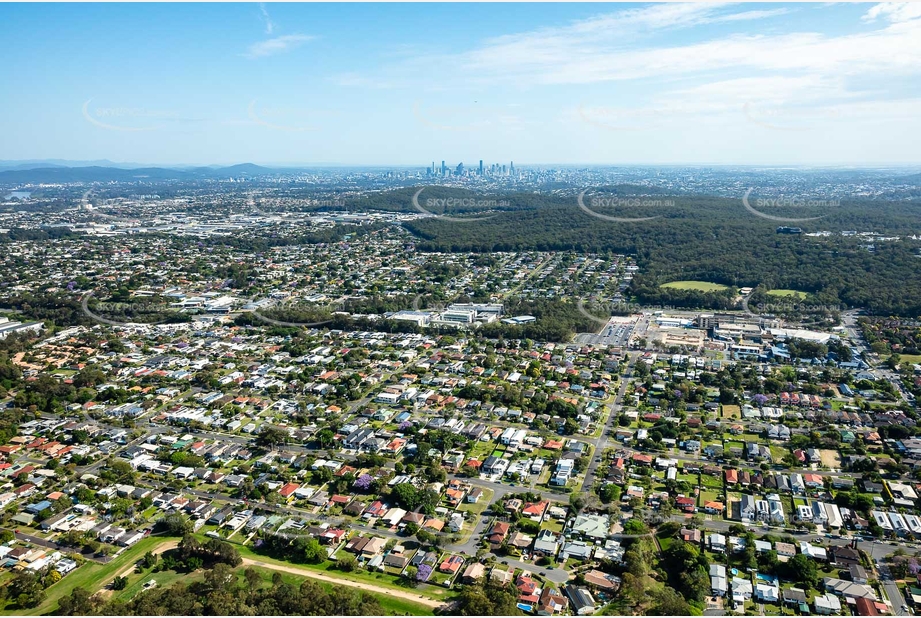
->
96 540 180 599
241 557 442 609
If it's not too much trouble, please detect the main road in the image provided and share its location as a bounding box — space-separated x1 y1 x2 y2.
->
580 356 636 493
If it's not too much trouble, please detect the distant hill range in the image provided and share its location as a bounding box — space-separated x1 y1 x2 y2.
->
0 162 278 183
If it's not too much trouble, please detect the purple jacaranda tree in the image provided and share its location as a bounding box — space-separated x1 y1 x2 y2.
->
416 564 433 581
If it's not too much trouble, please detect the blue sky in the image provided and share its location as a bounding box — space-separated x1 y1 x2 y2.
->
2 2 920 167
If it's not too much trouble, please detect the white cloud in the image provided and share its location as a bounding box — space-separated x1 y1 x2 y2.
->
710 8 792 23
259 3 275 35
244 34 313 59
455 6 921 85
863 2 921 23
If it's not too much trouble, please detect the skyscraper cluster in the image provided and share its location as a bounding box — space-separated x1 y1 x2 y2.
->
427 160 515 177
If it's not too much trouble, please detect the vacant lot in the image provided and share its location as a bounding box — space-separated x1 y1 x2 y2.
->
699 489 721 505
819 449 841 468
722 405 741 419
660 281 729 292
770 445 789 462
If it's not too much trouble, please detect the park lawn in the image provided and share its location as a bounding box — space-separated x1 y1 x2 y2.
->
233 543 449 600
895 354 921 365
766 289 808 299
115 566 196 603
27 535 181 615
660 281 729 292
118 562 433 616
246 567 434 616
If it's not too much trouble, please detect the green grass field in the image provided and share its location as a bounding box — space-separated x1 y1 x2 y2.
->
16 535 438 616
232 543 449 601
243 566 434 615
766 289 808 299
115 559 433 615
894 354 921 365
660 281 729 292
22 535 181 615
115 566 197 603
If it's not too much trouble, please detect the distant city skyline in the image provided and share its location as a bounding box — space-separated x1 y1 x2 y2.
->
2 2 921 166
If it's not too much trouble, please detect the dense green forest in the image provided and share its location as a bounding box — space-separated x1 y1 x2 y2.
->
380 189 921 316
